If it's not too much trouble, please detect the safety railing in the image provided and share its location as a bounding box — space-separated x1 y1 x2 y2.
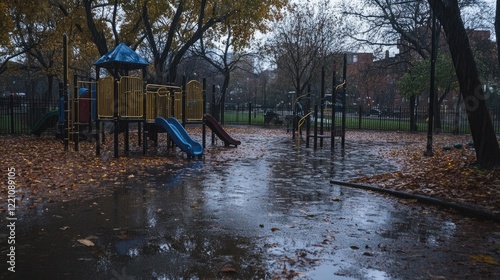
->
145 84 181 121
297 111 313 146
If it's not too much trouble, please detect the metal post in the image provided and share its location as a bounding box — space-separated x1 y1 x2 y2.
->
292 104 296 140
358 105 362 129
248 102 252 125
113 72 119 158
314 104 319 150
142 69 147 155
211 84 216 145
9 95 14 134
63 34 69 151
330 61 337 151
341 54 347 149
202 78 206 149
320 67 325 148
73 74 79 151
425 10 437 157
182 76 186 126
88 79 92 133
331 62 336 150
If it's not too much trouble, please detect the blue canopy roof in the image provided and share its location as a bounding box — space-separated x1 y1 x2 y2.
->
93 43 149 70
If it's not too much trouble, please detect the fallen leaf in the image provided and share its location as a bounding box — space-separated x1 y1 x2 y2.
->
470 254 500 266
219 267 237 273
77 239 95 247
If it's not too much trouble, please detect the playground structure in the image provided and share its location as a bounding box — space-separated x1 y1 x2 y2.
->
33 37 240 158
292 56 348 151
32 38 351 156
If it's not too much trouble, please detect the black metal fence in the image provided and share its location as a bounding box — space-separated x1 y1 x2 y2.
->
2 95 499 135
0 96 59 134
220 104 500 135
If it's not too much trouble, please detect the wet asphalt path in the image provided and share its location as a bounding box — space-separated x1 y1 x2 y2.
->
2 129 499 279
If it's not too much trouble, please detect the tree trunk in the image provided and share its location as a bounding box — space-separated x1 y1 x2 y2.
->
45 74 54 100
429 0 500 168
219 71 231 125
84 0 108 56
496 0 500 69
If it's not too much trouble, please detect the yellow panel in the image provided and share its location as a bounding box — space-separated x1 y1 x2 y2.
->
118 76 144 119
156 88 170 119
185 80 203 121
97 76 114 119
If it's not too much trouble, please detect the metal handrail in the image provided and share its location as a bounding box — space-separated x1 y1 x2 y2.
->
335 80 346 91
297 111 313 147
294 93 308 109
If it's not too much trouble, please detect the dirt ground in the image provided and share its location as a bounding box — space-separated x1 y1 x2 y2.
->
1 127 499 217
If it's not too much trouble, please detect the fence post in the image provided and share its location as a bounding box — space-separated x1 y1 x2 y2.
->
248 102 252 125
182 76 186 126
74 74 79 151
9 95 14 134
358 105 362 129
211 85 216 145
211 84 216 119
398 106 402 131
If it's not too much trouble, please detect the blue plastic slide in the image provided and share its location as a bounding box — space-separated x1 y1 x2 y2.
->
154 117 203 158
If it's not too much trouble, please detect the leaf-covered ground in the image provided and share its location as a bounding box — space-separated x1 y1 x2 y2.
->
1 128 499 217
349 131 500 216
0 134 178 210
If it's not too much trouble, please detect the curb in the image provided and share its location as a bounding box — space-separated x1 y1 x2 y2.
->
330 180 499 223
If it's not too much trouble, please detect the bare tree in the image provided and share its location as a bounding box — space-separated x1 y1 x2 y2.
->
264 1 343 101
192 21 258 123
342 0 492 59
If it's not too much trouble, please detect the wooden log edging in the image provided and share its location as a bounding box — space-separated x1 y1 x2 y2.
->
330 180 499 223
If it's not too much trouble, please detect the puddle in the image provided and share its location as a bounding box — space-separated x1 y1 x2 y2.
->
2 130 499 279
